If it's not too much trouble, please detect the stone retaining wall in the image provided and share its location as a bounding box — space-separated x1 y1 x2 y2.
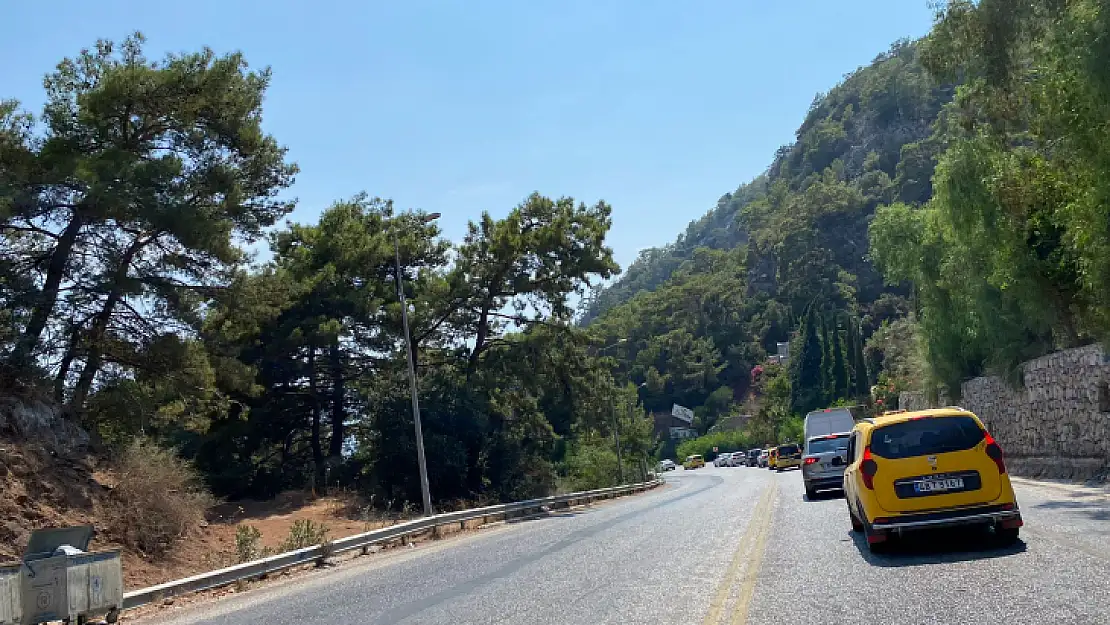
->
897 344 1110 482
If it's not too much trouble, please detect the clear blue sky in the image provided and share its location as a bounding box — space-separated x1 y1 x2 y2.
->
1 1 935 272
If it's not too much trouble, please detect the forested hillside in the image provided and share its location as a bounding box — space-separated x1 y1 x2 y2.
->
870 0 1110 395
590 0 1110 435
580 40 950 326
586 39 952 431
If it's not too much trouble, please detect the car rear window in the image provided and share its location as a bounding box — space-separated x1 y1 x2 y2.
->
870 415 985 459
778 444 799 454
807 436 849 454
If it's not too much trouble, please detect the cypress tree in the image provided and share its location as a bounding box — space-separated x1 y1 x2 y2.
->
819 313 832 404
832 317 848 400
852 318 870 396
789 306 823 415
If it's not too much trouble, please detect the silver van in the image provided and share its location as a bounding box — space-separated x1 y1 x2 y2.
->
803 407 855 447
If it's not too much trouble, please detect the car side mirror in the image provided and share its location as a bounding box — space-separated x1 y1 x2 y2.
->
831 456 844 467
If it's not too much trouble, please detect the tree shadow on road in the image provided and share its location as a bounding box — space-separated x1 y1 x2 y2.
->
504 507 591 525
1032 498 1110 522
849 526 1027 567
801 489 845 502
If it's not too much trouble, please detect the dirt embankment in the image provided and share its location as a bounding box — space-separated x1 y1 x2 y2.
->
0 397 400 590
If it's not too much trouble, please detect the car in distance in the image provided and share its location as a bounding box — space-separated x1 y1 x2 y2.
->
843 407 1023 552
758 449 770 467
801 432 851 498
747 449 761 467
684 454 705 470
767 447 778 470
729 452 745 467
775 443 802 471
658 459 676 472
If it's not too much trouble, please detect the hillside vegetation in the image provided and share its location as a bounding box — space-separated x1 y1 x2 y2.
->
586 39 949 433
589 0 1110 427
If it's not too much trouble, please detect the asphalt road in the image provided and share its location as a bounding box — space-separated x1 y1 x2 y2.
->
144 466 1110 625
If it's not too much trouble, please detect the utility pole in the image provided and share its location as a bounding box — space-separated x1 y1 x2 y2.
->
613 397 624 484
598 339 628 485
394 212 440 517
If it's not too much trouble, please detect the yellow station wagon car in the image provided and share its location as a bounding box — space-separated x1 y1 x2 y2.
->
843 407 1023 552
774 443 802 471
684 454 705 470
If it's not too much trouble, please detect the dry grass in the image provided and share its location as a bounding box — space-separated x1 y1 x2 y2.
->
108 438 214 558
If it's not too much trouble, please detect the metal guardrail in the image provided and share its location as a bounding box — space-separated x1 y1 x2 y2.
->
121 478 664 611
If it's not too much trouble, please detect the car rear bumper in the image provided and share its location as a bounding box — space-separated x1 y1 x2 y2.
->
804 475 845 490
871 504 1023 532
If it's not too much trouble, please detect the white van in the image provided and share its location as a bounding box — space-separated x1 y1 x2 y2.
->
803 407 856 453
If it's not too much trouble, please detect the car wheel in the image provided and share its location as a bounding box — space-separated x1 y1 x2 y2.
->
996 526 1020 545
848 501 864 532
865 525 888 553
861 508 889 553
805 485 816 500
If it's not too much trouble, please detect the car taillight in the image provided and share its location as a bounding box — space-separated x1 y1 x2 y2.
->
860 446 877 490
984 431 1006 474
804 457 818 465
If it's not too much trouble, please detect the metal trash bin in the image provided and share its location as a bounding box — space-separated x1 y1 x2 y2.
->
1 565 19 625
5 526 122 625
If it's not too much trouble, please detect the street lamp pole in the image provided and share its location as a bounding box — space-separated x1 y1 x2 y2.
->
394 212 440 517
598 339 628 484
612 397 624 484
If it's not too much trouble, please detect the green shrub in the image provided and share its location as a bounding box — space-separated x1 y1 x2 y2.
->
560 441 619 491
234 524 272 563
280 519 329 551
675 430 756 462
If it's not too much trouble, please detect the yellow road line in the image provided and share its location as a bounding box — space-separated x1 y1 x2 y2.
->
730 481 776 625
701 513 757 625
702 481 777 625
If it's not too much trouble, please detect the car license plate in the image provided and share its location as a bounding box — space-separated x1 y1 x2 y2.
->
914 477 964 493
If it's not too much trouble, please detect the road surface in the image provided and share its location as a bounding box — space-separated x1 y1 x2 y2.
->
144 466 1110 625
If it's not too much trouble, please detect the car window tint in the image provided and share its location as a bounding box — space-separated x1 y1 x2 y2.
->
807 437 849 454
870 416 985 459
